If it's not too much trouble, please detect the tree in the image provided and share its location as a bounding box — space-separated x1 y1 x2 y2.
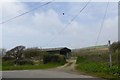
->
110 41 120 53
5 46 25 60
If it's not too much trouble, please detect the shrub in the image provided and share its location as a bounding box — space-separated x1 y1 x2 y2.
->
14 60 33 65
2 56 15 61
43 54 66 64
23 48 43 59
110 41 120 53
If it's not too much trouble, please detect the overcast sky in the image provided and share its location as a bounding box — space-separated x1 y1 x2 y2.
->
0 0 118 50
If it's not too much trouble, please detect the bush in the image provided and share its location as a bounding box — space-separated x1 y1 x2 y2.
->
110 41 120 53
23 48 43 59
43 54 66 64
14 60 33 65
2 57 15 61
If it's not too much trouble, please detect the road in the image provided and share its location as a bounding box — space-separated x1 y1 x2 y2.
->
2 58 103 79
2 70 95 78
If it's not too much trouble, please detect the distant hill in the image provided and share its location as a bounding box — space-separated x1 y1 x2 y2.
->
80 45 107 49
72 45 108 53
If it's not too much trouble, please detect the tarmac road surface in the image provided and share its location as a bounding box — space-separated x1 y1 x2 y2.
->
2 59 104 79
2 70 95 78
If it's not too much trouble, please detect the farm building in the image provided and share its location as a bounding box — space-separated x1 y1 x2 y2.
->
42 47 71 59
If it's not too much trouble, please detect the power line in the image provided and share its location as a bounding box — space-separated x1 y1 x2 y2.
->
0 0 55 24
95 0 109 46
44 0 91 47
3 2 42 19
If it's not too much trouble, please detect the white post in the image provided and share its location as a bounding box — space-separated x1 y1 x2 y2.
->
108 40 112 67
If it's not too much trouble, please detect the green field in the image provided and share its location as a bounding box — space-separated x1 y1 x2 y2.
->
74 46 119 79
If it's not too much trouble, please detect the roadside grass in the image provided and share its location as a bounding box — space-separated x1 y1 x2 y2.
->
2 62 62 70
76 58 119 78
75 48 119 79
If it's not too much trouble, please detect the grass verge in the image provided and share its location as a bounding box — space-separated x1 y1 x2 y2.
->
2 62 62 70
76 56 119 79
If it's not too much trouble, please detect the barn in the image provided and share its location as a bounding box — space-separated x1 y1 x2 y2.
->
42 47 71 59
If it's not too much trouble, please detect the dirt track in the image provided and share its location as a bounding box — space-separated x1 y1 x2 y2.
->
49 58 78 73
48 57 95 78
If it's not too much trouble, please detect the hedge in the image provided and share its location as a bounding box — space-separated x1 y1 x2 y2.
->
43 54 66 64
14 60 34 65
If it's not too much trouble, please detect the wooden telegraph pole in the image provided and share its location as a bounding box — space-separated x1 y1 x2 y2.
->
108 40 112 67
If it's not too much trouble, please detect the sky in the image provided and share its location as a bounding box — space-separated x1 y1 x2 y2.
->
0 0 118 50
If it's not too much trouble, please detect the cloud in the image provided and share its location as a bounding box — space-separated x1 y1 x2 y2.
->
100 16 118 43
104 16 118 29
2 2 27 21
2 2 118 49
33 9 64 35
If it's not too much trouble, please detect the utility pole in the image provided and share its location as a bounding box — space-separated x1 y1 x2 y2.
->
108 40 112 67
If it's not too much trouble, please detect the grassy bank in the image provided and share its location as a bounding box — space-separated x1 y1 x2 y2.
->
76 56 119 78
2 62 62 70
75 47 119 79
